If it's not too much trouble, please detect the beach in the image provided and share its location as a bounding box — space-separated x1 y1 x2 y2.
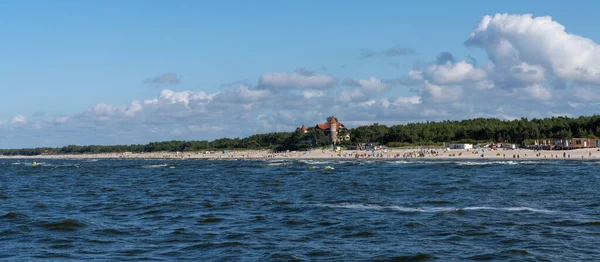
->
1 148 598 160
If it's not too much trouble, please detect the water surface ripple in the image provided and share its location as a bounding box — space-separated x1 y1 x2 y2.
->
1 158 599 260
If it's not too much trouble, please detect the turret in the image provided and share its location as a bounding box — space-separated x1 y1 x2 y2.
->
329 115 338 144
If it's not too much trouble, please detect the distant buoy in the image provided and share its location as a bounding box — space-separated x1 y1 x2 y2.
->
33 161 37 167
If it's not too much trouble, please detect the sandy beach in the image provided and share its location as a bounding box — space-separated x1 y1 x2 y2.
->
1 148 599 160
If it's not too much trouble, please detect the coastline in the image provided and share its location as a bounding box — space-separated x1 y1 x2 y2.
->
1 148 598 160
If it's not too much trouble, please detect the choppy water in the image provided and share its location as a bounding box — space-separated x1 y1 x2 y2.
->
1 158 600 261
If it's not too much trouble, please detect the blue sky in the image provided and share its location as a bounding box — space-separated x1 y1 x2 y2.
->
2 1 600 148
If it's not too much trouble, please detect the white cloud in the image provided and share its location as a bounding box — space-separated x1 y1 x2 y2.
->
394 96 422 104
399 70 424 85
425 61 487 85
302 90 324 99
522 84 552 101
466 13 600 84
339 88 366 103
53 116 69 124
355 77 389 92
573 87 600 102
258 70 338 89
11 114 26 125
339 77 391 103
420 81 463 103
187 124 225 133
520 85 552 101
509 62 546 83
212 85 271 104
151 89 214 106
91 100 143 118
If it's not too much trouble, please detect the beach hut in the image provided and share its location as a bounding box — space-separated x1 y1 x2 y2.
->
448 143 473 150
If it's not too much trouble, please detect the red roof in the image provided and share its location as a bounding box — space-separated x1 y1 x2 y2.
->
329 115 338 124
316 123 330 130
316 122 344 130
301 124 307 131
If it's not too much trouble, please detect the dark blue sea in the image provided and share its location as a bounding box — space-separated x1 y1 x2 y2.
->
1 158 600 261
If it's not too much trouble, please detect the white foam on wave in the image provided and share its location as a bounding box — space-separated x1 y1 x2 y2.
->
456 161 520 166
298 159 332 165
318 203 555 214
319 203 423 212
141 164 169 168
382 159 556 166
462 206 555 214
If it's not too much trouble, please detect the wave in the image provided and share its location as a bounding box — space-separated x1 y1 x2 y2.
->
11 162 82 168
318 203 555 214
0 212 28 219
141 164 169 168
40 219 85 231
297 159 333 165
457 161 518 166
374 253 434 261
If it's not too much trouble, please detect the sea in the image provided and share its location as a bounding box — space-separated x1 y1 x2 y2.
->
1 158 599 261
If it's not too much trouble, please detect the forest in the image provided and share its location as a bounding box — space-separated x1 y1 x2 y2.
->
2 115 600 156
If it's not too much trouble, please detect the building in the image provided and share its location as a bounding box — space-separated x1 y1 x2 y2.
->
571 138 597 149
299 115 350 144
314 116 350 144
553 138 571 149
447 143 473 150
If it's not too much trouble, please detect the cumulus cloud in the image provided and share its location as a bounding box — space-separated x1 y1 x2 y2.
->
302 90 324 99
522 84 552 101
339 77 391 103
390 14 600 124
342 77 389 92
424 61 487 85
145 72 182 86
146 89 215 107
258 69 338 89
90 101 143 119
12 114 26 125
212 85 271 104
466 13 600 84
420 81 463 103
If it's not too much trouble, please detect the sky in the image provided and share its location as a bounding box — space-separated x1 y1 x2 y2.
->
2 0 600 148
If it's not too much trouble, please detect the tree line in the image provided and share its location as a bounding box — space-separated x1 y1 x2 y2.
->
2 115 600 155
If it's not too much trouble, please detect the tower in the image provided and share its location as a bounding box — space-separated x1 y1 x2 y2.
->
329 115 338 144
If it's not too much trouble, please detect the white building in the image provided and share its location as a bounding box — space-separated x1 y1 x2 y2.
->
448 143 473 150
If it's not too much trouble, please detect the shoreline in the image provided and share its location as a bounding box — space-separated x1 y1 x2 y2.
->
1 148 598 160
